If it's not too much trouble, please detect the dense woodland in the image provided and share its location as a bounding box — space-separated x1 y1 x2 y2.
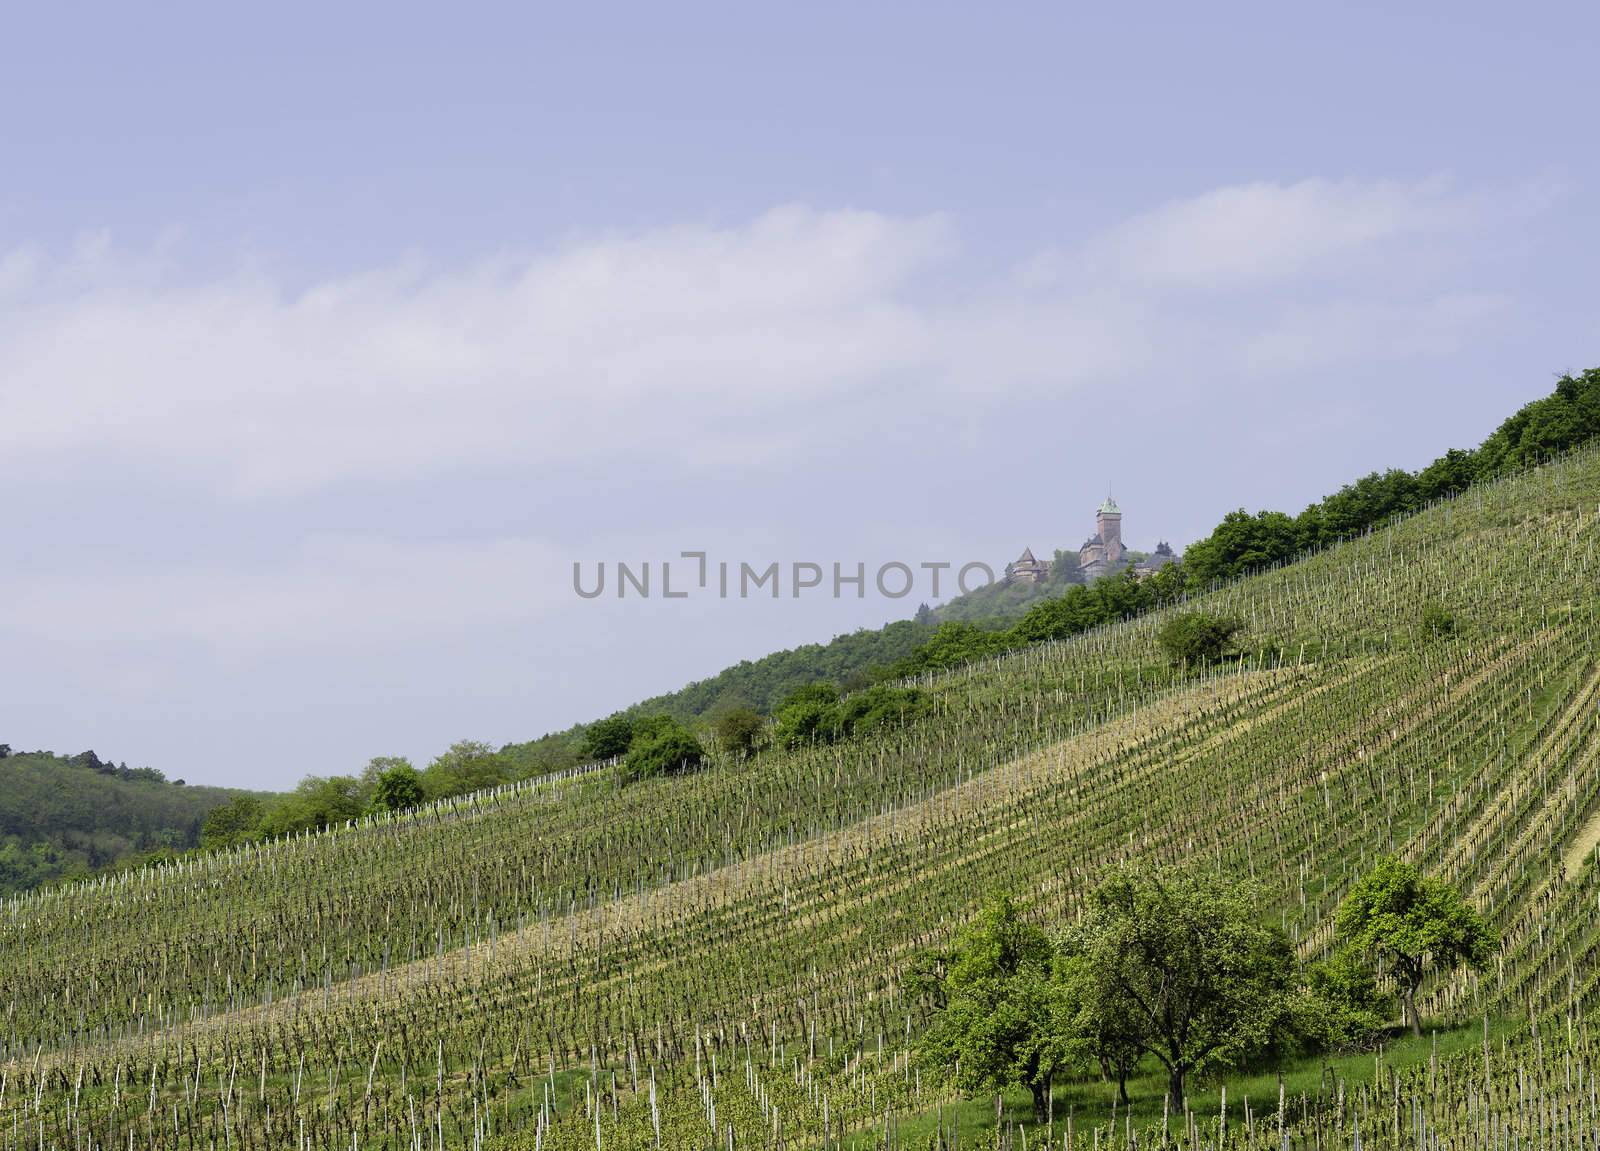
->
0 748 245 893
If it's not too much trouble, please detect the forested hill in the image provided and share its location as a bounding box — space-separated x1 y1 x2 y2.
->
0 747 250 894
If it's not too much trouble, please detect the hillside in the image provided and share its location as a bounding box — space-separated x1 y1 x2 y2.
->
4 441 1600 1148
0 749 249 894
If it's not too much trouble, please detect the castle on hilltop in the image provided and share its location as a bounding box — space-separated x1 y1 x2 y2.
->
1078 496 1126 580
1010 496 1179 584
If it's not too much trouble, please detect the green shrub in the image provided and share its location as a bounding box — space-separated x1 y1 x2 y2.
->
259 776 365 837
1421 603 1457 637
581 713 635 761
773 684 843 749
371 763 425 813
624 718 706 781
1156 612 1243 666
771 683 930 749
710 706 765 757
200 795 266 850
835 685 930 739
1293 950 1390 1053
420 741 511 800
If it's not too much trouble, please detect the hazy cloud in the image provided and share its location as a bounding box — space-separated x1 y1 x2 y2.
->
1081 178 1482 290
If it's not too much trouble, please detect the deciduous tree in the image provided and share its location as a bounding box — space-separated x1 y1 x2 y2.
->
1075 867 1294 1110
922 896 1070 1123
1335 857 1495 1036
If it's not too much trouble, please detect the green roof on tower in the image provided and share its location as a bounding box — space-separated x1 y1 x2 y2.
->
1098 495 1120 515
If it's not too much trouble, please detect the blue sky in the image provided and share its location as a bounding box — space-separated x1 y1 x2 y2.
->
1 2 1595 786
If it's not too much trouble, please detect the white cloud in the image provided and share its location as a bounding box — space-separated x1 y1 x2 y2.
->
0 180 1512 500
1079 178 1479 290
0 207 949 495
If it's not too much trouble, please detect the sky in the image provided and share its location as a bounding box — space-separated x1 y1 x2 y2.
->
1 2 1596 787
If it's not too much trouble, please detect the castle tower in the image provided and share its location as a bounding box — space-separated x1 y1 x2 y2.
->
1010 546 1050 583
1096 495 1123 564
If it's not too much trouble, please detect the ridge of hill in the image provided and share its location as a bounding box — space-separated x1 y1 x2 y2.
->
5 438 1600 1149
0 748 252 894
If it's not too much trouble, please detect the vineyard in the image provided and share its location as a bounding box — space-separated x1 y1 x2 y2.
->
5 445 1600 1150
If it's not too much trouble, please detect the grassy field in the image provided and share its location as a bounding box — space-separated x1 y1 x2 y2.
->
3 446 1600 1149
839 1020 1521 1149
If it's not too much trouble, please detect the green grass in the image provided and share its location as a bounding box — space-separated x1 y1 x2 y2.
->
843 1021 1519 1149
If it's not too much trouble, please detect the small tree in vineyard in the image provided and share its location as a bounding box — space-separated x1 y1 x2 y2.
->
1074 866 1295 1110
772 683 843 749
581 713 635 761
710 706 766 758
200 795 265 850
1421 603 1457 637
1335 857 1495 1036
921 896 1071 1124
1057 933 1144 1105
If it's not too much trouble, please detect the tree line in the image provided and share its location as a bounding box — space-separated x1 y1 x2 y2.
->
917 859 1494 1118
198 712 723 848
875 366 1600 672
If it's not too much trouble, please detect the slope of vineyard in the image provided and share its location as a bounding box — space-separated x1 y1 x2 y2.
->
4 446 1600 1150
